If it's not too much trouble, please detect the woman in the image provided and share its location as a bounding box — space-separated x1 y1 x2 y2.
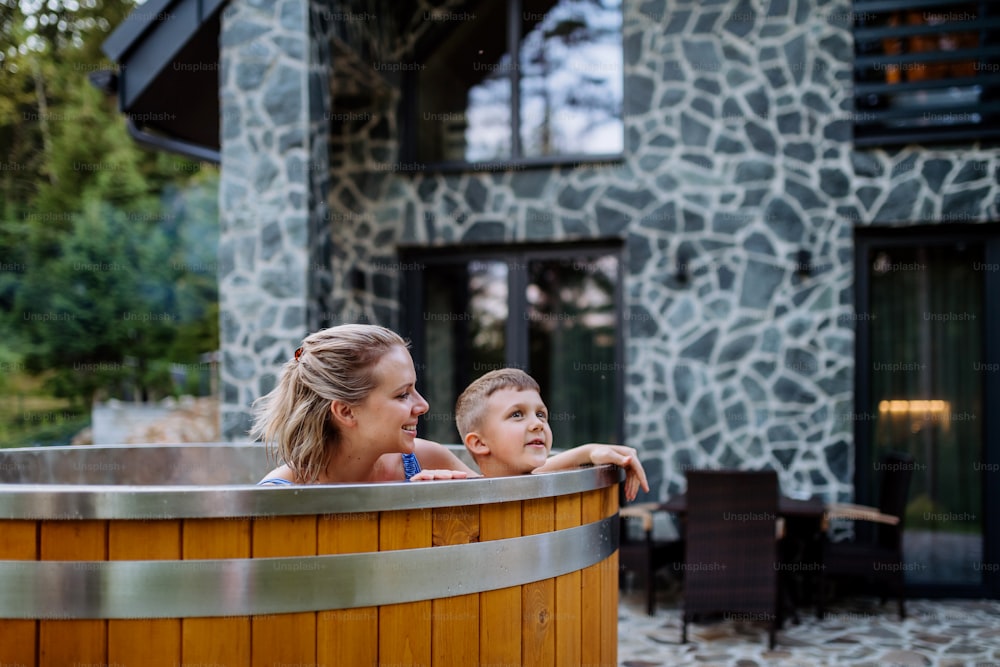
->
254 324 476 484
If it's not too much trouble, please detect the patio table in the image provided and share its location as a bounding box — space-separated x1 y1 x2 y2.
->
658 491 828 622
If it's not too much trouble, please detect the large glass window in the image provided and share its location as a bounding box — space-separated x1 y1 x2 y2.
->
526 255 618 444
856 229 1000 597
869 245 983 587
411 0 623 165
401 245 622 447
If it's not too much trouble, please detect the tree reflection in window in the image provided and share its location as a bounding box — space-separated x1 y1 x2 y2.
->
415 0 623 164
516 0 624 158
526 256 619 444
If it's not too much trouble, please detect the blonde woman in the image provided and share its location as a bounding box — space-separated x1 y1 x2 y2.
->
254 324 476 484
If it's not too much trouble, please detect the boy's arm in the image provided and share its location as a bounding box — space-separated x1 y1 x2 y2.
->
531 445 603 473
532 444 649 501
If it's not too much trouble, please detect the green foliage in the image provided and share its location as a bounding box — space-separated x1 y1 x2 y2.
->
17 194 175 405
11 169 221 407
1 403 90 449
0 372 87 448
0 0 220 415
9 413 90 447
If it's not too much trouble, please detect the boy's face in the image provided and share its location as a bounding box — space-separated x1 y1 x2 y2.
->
467 388 552 476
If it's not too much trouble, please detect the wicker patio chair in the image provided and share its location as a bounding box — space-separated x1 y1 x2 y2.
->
820 451 914 619
681 469 781 649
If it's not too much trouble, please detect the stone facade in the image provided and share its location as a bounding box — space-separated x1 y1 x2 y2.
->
218 0 1000 500
218 0 333 438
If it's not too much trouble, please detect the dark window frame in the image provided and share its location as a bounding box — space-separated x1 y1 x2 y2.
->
399 0 626 173
854 225 1000 599
852 0 1000 147
399 239 626 444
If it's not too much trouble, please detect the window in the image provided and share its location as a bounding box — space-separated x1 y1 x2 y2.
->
407 0 624 166
400 243 623 447
855 227 1000 597
852 0 1000 146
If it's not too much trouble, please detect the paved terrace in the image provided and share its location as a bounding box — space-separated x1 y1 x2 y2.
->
618 590 1000 666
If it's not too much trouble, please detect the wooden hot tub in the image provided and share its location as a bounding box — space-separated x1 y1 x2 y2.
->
0 443 621 666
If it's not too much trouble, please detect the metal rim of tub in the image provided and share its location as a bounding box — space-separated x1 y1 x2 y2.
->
0 464 621 520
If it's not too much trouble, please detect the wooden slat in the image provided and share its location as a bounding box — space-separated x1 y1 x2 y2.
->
39 520 107 667
317 511 379 667
431 504 480 548
107 520 182 667
432 505 480 667
554 493 582 667
522 497 555 667
182 518 251 666
479 500 522 667
379 509 432 666
251 515 317 667
0 520 38 666
600 485 619 667
580 489 603 665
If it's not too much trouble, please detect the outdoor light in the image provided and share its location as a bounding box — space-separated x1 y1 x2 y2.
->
795 249 812 277
878 399 950 415
673 250 692 284
878 399 951 433
674 258 689 284
349 268 365 291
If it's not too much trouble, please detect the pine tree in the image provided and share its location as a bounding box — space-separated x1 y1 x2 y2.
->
1 0 219 410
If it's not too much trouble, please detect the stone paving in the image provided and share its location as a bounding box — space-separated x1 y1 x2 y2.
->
618 588 1000 666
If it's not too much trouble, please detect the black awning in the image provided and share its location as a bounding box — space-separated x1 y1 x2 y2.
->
102 0 226 162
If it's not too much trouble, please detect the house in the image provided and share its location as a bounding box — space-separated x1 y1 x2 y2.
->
104 0 999 597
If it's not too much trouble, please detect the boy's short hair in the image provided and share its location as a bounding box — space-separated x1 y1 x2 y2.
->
455 368 540 440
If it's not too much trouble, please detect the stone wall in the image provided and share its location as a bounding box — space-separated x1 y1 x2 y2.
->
220 0 1000 499
218 0 333 439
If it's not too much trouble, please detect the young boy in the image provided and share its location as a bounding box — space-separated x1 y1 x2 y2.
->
454 368 648 501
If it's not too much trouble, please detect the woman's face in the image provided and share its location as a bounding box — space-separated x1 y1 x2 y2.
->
349 345 429 454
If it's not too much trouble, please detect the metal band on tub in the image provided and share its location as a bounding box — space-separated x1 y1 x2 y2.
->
0 515 618 619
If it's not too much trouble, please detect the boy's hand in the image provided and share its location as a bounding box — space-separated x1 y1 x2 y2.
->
409 469 477 481
584 445 650 502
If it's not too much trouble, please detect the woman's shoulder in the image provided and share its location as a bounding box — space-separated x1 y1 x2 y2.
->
370 445 437 482
414 437 445 452
413 438 454 461
414 439 477 474
371 452 407 482
258 463 296 485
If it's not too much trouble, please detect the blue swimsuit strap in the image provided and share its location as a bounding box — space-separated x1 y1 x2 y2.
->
402 452 422 481
258 477 294 486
